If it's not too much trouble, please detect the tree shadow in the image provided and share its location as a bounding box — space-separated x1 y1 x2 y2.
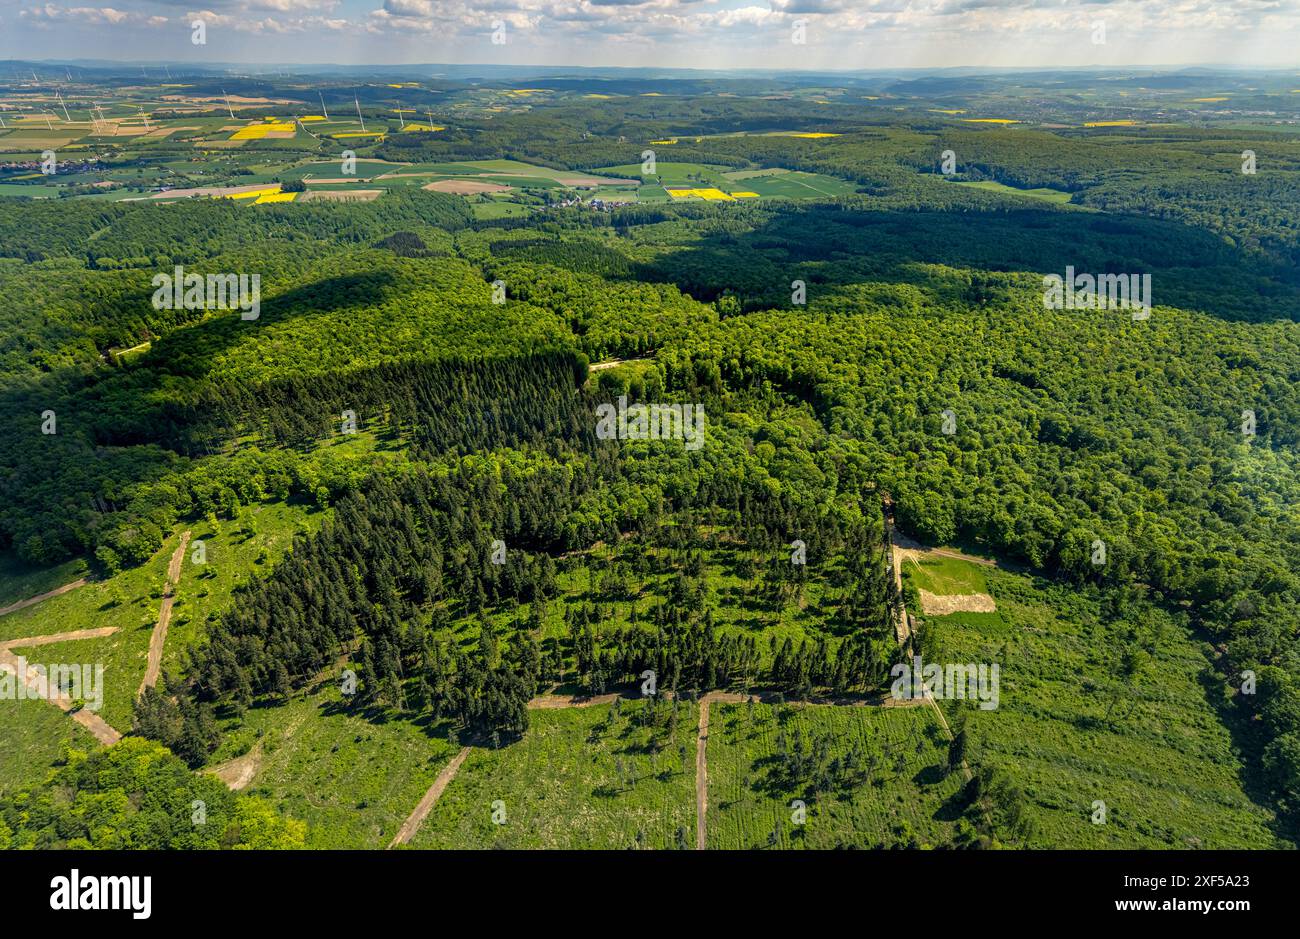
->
620 202 1300 324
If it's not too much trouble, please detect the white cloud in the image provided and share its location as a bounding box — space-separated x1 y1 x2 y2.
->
5 0 1300 65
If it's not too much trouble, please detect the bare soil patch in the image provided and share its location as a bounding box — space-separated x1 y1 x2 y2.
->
918 589 997 615
300 189 382 202
423 179 512 195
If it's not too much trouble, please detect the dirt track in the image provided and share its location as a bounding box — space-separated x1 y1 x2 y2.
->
0 647 123 745
696 699 710 850
388 747 471 848
0 578 88 618
138 531 190 697
528 692 620 709
918 589 997 615
0 626 118 651
882 498 911 645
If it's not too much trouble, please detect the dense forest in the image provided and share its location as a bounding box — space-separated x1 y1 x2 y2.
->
3 87 1300 846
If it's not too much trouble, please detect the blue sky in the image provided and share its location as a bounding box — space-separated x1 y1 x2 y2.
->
2 0 1299 69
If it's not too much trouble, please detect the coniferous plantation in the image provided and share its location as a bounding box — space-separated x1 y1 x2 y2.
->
1 49 1299 895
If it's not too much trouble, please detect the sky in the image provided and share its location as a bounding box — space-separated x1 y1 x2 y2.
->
2 0 1299 71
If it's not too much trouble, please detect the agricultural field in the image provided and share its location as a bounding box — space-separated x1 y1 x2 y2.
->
596 161 858 201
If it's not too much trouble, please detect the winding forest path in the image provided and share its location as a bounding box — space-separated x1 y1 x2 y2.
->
138 531 190 697
0 578 88 618
388 746 471 848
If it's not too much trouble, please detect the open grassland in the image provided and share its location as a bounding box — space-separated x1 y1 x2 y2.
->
928 569 1280 848
410 699 698 849
0 502 318 742
212 680 461 849
0 698 96 794
904 554 990 597
948 179 1075 204
707 701 963 849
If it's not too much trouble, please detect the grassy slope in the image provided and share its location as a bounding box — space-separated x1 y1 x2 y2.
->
930 567 1279 848
0 553 88 609
0 502 319 759
0 699 96 795
411 699 698 849
214 679 461 849
707 701 963 849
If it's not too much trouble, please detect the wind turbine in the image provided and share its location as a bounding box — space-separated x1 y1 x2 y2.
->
56 90 71 123
396 108 405 129
354 94 365 132
222 89 236 120
318 91 330 120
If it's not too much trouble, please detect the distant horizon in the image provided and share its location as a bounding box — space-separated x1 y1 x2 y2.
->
7 60 1298 82
13 60 1299 74
3 0 1298 71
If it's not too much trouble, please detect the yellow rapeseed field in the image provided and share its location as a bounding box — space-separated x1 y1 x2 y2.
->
229 186 283 200
667 188 735 201
230 122 295 140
